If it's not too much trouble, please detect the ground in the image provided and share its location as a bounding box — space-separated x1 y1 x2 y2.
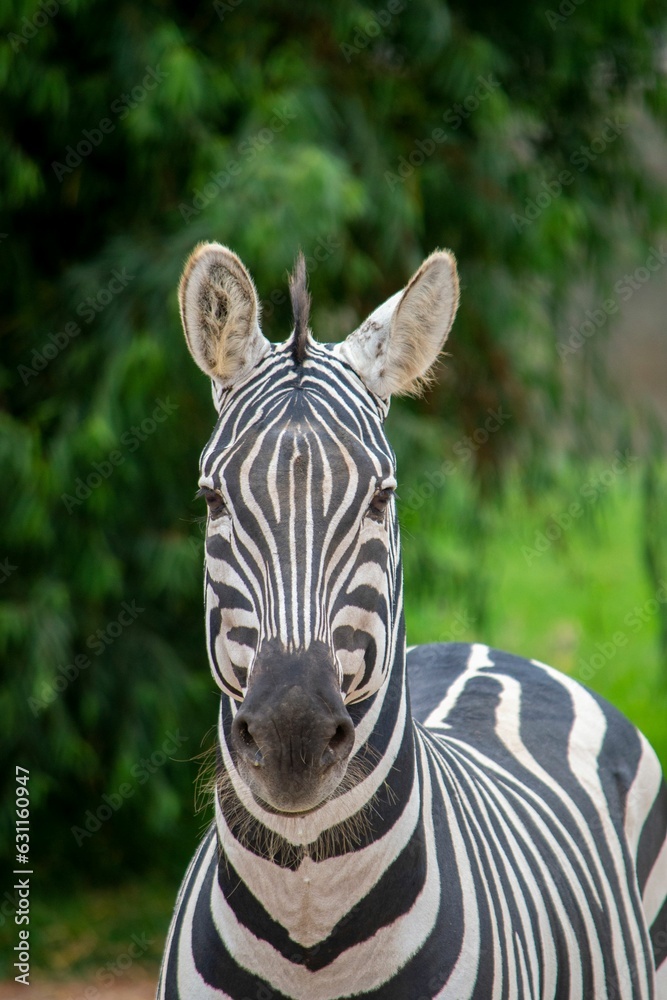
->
0 970 158 999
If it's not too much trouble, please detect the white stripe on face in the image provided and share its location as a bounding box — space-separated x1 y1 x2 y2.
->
199 347 400 701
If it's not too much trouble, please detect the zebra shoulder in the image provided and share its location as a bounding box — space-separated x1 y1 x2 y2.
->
408 642 666 900
406 640 664 823
407 640 667 988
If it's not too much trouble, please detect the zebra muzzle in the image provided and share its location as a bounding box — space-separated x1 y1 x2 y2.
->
230 645 355 813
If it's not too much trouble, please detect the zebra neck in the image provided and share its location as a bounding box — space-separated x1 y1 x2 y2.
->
210 637 421 950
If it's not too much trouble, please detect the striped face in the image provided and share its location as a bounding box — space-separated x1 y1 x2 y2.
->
179 242 458 809
198 341 401 706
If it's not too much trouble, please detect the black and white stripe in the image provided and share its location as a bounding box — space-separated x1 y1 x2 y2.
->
160 641 667 998
159 247 667 999
199 341 399 706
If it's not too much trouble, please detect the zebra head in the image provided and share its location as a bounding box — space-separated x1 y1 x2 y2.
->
179 243 459 814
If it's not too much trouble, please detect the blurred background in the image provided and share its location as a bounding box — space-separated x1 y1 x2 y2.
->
2 0 667 992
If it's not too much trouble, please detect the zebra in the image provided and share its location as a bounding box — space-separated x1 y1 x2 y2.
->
158 242 667 1000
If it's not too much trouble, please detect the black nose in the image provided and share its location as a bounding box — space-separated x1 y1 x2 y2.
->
320 717 355 767
228 643 356 808
231 702 355 774
232 715 265 767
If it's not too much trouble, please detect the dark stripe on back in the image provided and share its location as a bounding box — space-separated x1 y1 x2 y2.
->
637 778 667 894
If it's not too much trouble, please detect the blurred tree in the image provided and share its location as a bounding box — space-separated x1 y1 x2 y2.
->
1 0 666 882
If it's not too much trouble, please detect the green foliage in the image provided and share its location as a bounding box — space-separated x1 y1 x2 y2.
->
1 0 666 886
395 445 667 771
0 878 172 977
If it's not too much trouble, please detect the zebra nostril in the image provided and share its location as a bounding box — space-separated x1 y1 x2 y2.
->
233 717 264 766
238 721 255 747
322 718 355 767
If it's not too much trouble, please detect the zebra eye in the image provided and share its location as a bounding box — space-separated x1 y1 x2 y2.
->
367 487 394 522
197 487 227 520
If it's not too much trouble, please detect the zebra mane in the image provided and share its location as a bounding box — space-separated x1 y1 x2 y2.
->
288 252 311 365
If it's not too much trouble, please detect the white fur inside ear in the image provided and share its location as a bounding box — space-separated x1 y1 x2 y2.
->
179 242 270 387
336 250 459 398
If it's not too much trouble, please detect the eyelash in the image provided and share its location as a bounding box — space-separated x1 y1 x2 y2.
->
367 486 394 522
195 487 228 520
196 485 394 522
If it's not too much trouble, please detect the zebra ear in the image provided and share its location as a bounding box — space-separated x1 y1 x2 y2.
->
336 250 459 398
179 243 271 389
